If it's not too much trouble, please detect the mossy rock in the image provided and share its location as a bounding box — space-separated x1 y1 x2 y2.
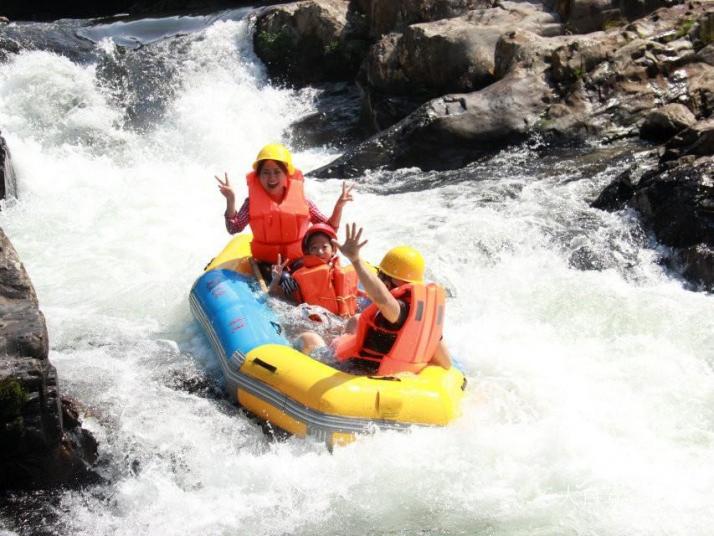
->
255 28 296 67
698 12 714 45
0 378 27 421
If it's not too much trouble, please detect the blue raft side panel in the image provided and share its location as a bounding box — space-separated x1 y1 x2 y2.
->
190 269 289 363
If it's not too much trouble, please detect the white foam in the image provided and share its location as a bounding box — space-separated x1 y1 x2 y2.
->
1 13 714 536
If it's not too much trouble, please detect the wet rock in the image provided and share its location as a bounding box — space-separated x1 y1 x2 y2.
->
253 0 369 85
285 82 365 150
0 132 17 203
0 230 98 490
361 0 490 38
360 2 564 129
591 167 637 210
0 19 100 64
0 35 20 62
632 155 714 248
671 244 714 289
565 0 619 34
310 65 554 176
697 43 714 65
594 119 714 290
640 102 696 141
661 117 714 161
553 0 682 34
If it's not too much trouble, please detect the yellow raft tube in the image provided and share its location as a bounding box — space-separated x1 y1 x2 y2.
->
191 235 466 447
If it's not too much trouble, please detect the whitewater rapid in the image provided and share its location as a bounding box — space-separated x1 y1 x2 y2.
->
1 10 714 536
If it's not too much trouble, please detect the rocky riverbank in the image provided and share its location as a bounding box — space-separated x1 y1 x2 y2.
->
1 136 98 490
250 0 713 289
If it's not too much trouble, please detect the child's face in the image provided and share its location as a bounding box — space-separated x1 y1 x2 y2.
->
307 234 334 261
258 160 288 196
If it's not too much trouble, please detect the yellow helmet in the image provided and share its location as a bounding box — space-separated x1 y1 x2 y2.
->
252 143 295 175
378 246 425 284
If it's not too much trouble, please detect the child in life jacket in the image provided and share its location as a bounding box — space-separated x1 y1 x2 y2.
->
295 223 452 376
268 224 359 318
215 143 354 271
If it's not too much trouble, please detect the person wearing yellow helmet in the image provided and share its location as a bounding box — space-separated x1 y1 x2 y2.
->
215 143 354 266
296 223 451 376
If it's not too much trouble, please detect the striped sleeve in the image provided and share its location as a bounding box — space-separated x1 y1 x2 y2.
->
280 272 300 298
225 198 250 234
307 199 330 225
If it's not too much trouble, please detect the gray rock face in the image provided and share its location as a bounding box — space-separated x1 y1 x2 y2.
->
253 0 369 85
593 118 714 289
361 0 491 37
311 65 554 176
553 0 683 34
361 2 564 129
1 132 17 203
640 102 697 141
314 2 713 176
0 229 98 490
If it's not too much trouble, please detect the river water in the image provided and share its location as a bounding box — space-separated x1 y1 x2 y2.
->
1 8 714 536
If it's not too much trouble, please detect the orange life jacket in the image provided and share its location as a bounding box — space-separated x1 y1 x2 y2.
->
247 170 310 264
291 256 359 317
334 283 445 376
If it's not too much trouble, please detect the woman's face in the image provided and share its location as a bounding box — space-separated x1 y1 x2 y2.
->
258 160 288 197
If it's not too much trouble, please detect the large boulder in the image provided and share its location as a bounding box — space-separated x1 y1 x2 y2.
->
311 63 555 176
0 229 98 489
1 132 16 203
312 2 713 176
552 0 684 34
360 2 564 129
359 0 491 38
639 102 697 141
253 0 370 85
661 116 714 160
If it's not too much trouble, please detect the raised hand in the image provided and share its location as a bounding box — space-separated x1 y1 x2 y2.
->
215 172 235 201
271 254 290 282
332 223 367 263
335 181 354 207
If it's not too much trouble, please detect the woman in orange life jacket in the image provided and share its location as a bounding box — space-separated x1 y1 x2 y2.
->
267 223 359 317
295 223 452 375
215 143 354 278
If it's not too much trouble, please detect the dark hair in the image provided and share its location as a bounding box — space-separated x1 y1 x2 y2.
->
256 159 289 176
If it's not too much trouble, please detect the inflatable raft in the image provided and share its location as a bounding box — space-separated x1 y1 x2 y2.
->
190 235 466 446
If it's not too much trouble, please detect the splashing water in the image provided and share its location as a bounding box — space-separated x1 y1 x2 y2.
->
1 10 714 536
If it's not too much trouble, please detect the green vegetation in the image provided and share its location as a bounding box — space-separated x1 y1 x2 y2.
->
324 40 341 55
603 17 627 31
699 14 714 45
0 379 27 420
255 29 294 62
675 18 695 39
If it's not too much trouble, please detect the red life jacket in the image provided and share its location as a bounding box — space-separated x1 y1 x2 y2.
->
334 283 445 376
292 255 358 317
247 170 310 264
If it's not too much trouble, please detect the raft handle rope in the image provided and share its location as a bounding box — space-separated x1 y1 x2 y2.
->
253 358 278 374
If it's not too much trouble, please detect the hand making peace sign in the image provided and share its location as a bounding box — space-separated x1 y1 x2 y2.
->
215 172 235 202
